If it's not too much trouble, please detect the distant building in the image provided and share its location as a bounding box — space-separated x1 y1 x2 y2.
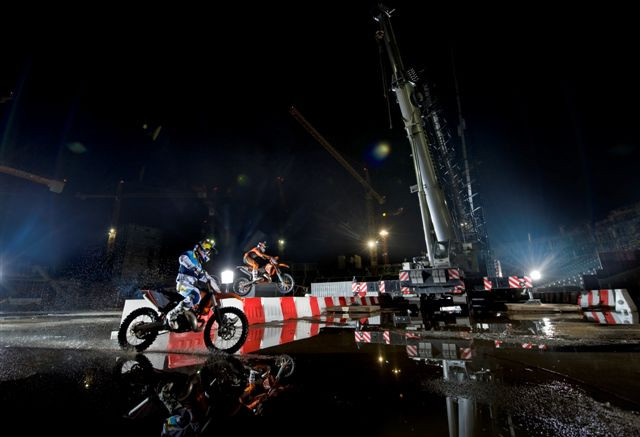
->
594 201 640 252
494 201 640 288
112 224 163 285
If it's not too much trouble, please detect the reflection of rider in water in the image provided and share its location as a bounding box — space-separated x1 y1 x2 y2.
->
159 382 202 437
237 363 287 415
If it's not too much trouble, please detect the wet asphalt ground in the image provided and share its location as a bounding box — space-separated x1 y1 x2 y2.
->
1 308 640 436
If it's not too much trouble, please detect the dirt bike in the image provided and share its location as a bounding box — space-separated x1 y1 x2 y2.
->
114 352 295 425
233 256 295 296
204 352 295 416
117 281 249 354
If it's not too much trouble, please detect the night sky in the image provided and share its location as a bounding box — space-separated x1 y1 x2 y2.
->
1 2 639 272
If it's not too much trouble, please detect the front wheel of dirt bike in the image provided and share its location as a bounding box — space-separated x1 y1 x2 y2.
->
117 307 160 352
233 277 254 297
277 273 294 295
203 307 249 354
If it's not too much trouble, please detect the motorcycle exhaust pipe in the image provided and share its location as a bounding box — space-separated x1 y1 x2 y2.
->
185 311 201 332
135 321 164 333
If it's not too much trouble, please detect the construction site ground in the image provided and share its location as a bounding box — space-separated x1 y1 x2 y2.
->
1 307 639 435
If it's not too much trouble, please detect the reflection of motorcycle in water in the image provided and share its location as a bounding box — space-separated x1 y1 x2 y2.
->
117 281 249 354
114 353 295 434
233 256 294 296
233 354 294 416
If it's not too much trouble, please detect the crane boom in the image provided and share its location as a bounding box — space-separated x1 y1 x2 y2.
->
289 106 385 205
0 164 65 193
375 5 455 262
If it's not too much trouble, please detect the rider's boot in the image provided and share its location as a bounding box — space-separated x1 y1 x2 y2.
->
165 301 187 329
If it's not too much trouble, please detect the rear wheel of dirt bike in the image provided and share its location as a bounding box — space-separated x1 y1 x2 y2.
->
118 307 160 352
113 353 153 380
277 273 294 295
275 354 295 378
201 354 247 417
113 354 154 398
203 307 249 354
233 277 254 297
113 354 155 414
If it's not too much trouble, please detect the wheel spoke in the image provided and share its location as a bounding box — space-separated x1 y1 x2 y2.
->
126 315 153 346
212 314 243 349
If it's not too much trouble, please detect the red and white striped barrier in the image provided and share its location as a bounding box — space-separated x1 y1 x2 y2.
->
322 296 379 308
584 311 639 325
494 340 548 350
578 290 614 308
406 345 418 357
112 299 384 363
451 280 465 294
322 314 379 327
483 277 493 291
398 270 411 294
351 280 368 297
448 268 461 280
162 318 325 369
115 296 379 336
354 331 372 343
379 281 386 293
578 289 636 312
358 282 367 297
399 271 413 295
508 276 532 288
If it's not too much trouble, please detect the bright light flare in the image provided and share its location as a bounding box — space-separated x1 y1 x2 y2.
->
379 229 389 237
530 270 542 281
372 141 391 160
221 270 234 284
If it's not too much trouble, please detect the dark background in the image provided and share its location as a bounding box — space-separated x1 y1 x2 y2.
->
1 1 638 273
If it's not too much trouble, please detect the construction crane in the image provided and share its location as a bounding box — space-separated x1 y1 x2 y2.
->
289 106 386 268
373 4 537 316
290 107 385 205
0 164 65 193
375 6 455 266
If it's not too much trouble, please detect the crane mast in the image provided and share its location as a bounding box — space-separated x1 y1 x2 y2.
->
375 5 455 265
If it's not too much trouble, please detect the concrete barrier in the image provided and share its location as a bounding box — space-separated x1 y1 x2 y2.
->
114 296 372 333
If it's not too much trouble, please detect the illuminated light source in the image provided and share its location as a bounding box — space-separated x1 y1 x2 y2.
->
278 239 285 246
530 270 542 281
372 141 391 160
379 229 389 237
382 212 387 217
378 356 384 363
221 270 234 284
237 174 250 186
367 240 376 248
